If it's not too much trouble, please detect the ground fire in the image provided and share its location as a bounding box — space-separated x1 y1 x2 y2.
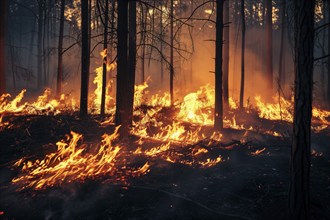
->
0 0 329 219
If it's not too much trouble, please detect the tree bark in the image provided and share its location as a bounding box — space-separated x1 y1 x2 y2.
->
80 0 90 117
214 0 224 130
56 0 65 97
0 0 7 95
101 0 109 116
289 0 315 219
239 0 246 109
328 0 330 107
127 0 137 127
37 0 45 91
266 0 273 91
223 0 230 107
278 0 286 90
170 0 174 106
115 0 130 136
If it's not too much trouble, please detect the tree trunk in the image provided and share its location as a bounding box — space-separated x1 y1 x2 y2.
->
289 0 315 219
115 0 130 136
328 0 330 108
214 0 224 130
0 0 7 95
170 0 174 106
37 0 44 91
80 0 90 117
266 0 273 91
239 0 246 109
160 4 164 86
278 0 286 91
223 0 230 107
127 0 137 126
56 0 65 97
101 0 109 116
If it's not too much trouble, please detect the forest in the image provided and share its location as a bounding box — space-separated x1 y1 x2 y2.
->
0 0 329 219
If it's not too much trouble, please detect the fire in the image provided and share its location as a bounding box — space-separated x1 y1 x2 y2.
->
92 52 116 114
6 74 329 191
12 126 150 190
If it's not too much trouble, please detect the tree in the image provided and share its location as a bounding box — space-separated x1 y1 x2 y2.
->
278 0 286 90
80 0 90 117
289 0 315 219
223 0 230 107
239 0 246 109
214 0 224 130
56 0 65 98
265 0 273 91
100 0 109 116
0 0 7 95
37 0 45 91
170 0 174 106
127 0 137 128
328 0 330 108
115 0 136 137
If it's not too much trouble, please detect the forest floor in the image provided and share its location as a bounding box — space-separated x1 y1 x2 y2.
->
0 111 329 220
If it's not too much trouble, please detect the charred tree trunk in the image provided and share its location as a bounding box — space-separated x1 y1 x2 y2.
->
80 0 90 117
127 0 137 126
56 0 65 97
170 0 174 106
0 0 6 95
115 0 130 136
223 0 230 107
101 0 109 116
160 4 164 86
266 0 273 91
278 0 286 90
328 0 330 107
37 0 45 91
214 0 224 130
289 0 315 219
239 0 246 109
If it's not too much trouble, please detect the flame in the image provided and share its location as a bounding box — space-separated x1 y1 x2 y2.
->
12 126 145 190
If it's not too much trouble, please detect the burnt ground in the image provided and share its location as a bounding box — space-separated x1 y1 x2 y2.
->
0 112 329 220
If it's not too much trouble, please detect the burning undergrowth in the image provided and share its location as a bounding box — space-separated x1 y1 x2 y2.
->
1 76 329 192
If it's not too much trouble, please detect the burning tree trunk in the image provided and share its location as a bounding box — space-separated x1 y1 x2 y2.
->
0 0 6 95
289 0 315 219
265 0 273 91
239 0 246 109
223 0 230 107
214 0 224 130
37 0 45 91
80 0 90 117
101 0 109 116
170 0 174 106
56 0 65 98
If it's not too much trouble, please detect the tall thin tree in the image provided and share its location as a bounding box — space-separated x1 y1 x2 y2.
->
56 0 65 98
37 0 45 91
101 0 109 116
214 0 224 130
80 0 90 116
127 0 137 128
0 0 7 95
170 0 174 106
239 0 246 109
278 0 286 90
223 0 230 107
266 0 273 91
289 0 315 219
